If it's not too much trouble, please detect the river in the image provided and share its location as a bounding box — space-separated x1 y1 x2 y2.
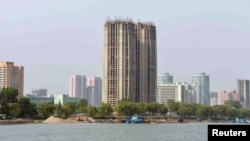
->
0 122 209 141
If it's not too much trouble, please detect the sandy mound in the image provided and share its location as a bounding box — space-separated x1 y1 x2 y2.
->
43 116 65 124
43 116 94 123
64 117 78 123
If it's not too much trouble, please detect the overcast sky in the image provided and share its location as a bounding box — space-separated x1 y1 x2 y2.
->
0 0 249 95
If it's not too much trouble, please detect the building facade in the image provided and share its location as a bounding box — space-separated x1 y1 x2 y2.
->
157 72 173 85
86 77 102 106
69 75 86 99
156 83 185 105
192 82 201 104
103 18 157 106
31 88 47 97
210 92 218 106
26 94 54 107
0 61 24 98
182 82 195 103
191 72 210 105
217 90 239 105
54 94 81 105
237 79 250 108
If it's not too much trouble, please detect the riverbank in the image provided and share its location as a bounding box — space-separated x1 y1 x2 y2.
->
41 115 189 124
0 116 223 124
0 119 34 124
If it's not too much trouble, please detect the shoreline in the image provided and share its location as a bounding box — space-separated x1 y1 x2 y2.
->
0 119 34 124
1 116 240 125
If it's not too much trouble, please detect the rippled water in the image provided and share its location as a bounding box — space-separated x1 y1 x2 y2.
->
0 122 209 141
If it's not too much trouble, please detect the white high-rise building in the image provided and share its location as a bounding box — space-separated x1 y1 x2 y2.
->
69 75 86 99
191 72 210 105
192 82 201 104
182 82 195 103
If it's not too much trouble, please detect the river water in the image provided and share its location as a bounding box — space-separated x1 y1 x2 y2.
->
0 122 209 141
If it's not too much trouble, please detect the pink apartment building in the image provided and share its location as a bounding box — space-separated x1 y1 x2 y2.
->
69 75 86 98
217 90 239 105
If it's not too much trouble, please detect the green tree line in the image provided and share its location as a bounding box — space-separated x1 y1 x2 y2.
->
1 87 250 121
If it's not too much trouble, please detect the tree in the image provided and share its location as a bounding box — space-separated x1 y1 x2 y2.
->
97 103 113 118
225 106 237 119
196 105 209 118
54 102 63 117
0 87 18 116
238 108 250 118
78 107 88 115
178 103 197 118
38 102 55 118
137 103 148 115
76 99 88 115
114 100 135 116
167 100 181 115
77 99 88 108
209 106 220 120
224 100 242 109
8 103 20 118
147 102 161 115
62 102 76 118
18 97 37 118
88 106 98 117
159 104 168 115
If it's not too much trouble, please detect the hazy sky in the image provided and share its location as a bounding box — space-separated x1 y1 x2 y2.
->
0 0 249 95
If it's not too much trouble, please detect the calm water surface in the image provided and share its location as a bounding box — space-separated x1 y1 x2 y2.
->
0 122 209 141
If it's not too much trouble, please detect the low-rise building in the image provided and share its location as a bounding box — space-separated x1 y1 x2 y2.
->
26 94 54 107
53 94 81 105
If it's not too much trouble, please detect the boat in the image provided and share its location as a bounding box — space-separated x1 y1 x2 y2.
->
126 115 144 124
235 118 247 123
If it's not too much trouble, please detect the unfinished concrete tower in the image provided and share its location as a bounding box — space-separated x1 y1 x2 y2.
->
103 18 157 106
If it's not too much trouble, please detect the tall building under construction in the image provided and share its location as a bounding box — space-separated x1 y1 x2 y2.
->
103 18 157 106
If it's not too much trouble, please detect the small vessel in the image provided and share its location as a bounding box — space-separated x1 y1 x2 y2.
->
126 115 143 123
235 118 247 123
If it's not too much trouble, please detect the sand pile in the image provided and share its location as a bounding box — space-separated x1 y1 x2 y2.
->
43 116 95 123
64 117 78 123
43 116 94 123
87 117 95 123
43 116 65 124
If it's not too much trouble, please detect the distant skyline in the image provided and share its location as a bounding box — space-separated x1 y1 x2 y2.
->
0 0 249 95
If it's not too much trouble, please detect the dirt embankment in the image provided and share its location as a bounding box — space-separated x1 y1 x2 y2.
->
0 119 34 124
43 116 95 124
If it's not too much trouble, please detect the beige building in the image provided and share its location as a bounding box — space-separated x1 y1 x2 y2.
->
0 61 24 98
103 18 157 106
156 83 185 105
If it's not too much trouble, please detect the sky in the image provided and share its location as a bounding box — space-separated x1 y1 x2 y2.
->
0 0 249 95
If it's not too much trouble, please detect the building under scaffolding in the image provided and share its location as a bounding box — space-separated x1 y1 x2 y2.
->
103 17 157 106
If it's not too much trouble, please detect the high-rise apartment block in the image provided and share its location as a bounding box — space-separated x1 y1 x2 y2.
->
69 75 86 99
192 72 210 105
103 18 157 106
237 79 250 108
86 77 102 106
0 61 24 99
